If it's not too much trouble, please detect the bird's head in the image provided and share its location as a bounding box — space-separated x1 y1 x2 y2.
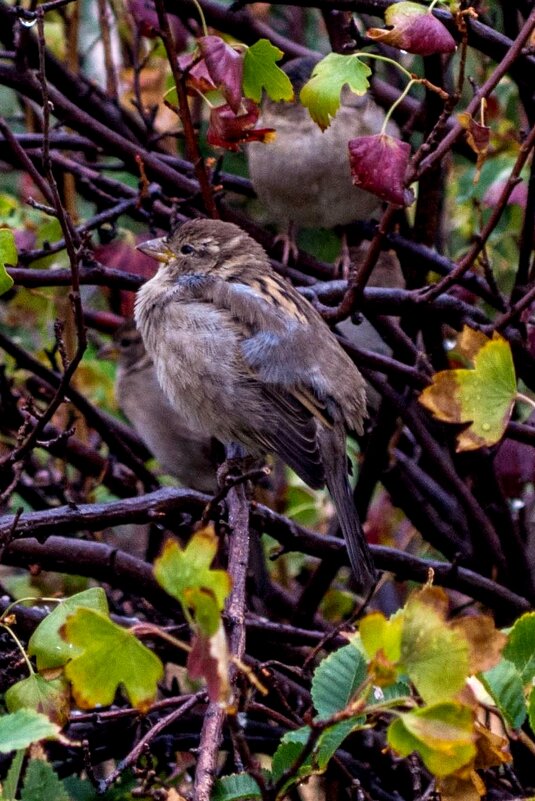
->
137 219 268 279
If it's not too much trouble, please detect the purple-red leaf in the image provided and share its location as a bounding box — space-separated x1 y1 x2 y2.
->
126 0 188 47
483 179 528 209
367 1 456 57
177 52 218 95
348 133 414 206
198 35 243 113
207 99 275 152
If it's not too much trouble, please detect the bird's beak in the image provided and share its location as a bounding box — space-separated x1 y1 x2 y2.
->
136 237 174 262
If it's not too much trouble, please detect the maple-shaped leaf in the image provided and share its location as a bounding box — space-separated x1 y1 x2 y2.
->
367 2 456 56
206 99 275 152
153 525 232 636
299 53 371 130
348 134 414 206
419 327 517 451
242 39 293 103
61 608 163 712
188 624 230 704
198 35 243 114
0 227 16 295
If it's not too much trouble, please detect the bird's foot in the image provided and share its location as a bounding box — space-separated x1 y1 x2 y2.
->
334 231 352 280
273 222 299 265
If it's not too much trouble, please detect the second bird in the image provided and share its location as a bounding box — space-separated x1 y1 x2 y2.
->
135 218 376 592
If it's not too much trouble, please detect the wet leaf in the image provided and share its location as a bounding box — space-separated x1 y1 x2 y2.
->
348 134 414 206
300 53 371 130
419 327 517 451
367 2 456 56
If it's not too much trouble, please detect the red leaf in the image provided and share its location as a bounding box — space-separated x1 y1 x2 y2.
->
187 628 230 704
207 99 275 152
198 35 243 113
178 52 217 95
483 179 528 210
348 133 414 207
367 1 456 56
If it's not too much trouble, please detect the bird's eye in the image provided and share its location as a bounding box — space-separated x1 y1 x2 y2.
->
119 338 131 348
180 244 195 255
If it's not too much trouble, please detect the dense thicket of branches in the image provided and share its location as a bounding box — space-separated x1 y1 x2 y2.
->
0 1 534 799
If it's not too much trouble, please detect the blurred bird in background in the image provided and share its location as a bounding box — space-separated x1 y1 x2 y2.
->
247 57 397 271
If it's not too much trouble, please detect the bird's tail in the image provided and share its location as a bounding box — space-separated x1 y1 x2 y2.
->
322 430 376 593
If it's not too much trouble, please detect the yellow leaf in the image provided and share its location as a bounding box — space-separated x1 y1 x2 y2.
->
419 327 516 451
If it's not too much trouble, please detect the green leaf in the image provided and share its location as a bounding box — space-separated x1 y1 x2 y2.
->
419 327 517 451
212 773 262 801
0 709 60 753
242 40 293 103
5 674 70 726
0 227 16 295
62 608 163 712
271 727 309 789
311 644 367 719
481 659 527 729
528 686 535 735
154 527 231 637
20 758 70 801
315 717 363 769
28 587 109 670
503 612 535 683
400 587 470 704
3 750 25 801
300 53 371 130
387 702 476 777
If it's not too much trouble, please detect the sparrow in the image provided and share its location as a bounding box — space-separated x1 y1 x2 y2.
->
135 218 376 591
105 321 220 493
247 57 397 269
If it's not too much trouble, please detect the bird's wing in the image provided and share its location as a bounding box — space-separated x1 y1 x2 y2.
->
193 272 332 487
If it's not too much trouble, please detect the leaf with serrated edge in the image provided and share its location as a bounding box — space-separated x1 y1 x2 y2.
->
0 709 60 753
481 658 526 729
300 53 371 130
311 643 367 719
503 612 535 683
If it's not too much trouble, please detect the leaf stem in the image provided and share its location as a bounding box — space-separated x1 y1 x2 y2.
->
191 0 208 37
515 392 535 412
0 621 34 675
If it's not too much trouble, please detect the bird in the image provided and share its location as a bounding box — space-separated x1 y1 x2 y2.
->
247 57 397 270
135 218 376 592
104 320 220 493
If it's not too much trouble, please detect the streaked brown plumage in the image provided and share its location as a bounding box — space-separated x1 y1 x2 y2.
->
135 218 376 591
